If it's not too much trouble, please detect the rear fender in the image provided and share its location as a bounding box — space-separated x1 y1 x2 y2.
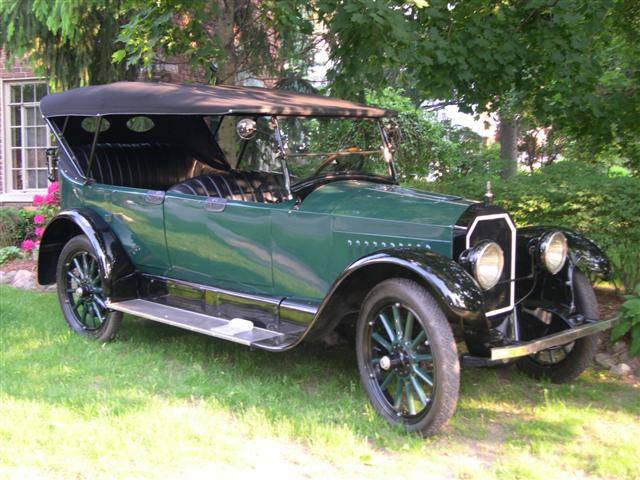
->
38 209 136 299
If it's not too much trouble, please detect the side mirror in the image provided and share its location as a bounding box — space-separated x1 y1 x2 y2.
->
236 118 257 140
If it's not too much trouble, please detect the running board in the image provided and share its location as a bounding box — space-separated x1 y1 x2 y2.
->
106 299 304 350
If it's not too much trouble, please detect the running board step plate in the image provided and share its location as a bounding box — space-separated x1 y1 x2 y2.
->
107 299 284 346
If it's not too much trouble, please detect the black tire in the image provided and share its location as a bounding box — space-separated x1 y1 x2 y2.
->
56 235 122 342
356 278 460 437
516 270 599 383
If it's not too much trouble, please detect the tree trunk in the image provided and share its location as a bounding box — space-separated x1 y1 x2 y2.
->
499 115 519 179
216 0 238 166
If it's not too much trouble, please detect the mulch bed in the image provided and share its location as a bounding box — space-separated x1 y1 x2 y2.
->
1 258 37 273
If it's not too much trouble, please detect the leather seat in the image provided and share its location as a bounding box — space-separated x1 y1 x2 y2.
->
72 143 214 190
168 171 289 203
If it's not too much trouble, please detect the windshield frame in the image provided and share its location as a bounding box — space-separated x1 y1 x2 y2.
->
270 115 398 196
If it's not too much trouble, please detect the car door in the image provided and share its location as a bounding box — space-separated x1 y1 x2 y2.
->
81 183 170 275
164 191 276 291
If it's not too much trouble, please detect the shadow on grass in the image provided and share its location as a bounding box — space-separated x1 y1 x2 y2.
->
2 287 638 453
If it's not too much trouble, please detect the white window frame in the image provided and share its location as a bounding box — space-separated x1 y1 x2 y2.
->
1 77 51 201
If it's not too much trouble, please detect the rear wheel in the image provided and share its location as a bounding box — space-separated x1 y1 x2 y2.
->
356 278 459 437
56 235 122 342
516 270 599 383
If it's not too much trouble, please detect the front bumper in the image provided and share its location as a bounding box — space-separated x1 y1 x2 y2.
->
490 314 620 361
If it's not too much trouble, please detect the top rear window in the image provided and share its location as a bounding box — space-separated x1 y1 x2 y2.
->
126 116 155 132
81 117 110 133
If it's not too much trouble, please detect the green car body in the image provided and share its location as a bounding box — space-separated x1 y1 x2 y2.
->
35 82 618 436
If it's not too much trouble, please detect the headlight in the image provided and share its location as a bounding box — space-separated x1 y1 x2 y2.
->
470 241 504 290
540 231 568 274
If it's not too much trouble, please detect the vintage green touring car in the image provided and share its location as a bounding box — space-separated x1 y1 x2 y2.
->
38 82 617 436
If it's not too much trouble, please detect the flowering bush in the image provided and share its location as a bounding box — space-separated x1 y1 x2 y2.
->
20 181 60 254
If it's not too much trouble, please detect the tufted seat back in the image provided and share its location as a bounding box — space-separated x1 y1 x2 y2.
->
72 142 215 190
168 171 289 203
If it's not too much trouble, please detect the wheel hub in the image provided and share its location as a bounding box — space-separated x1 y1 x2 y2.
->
75 284 93 298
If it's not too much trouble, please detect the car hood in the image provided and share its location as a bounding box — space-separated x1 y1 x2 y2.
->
300 180 476 227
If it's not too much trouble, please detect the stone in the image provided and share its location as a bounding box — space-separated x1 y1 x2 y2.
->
611 340 627 355
11 270 36 290
609 363 632 377
0 270 17 285
595 353 616 369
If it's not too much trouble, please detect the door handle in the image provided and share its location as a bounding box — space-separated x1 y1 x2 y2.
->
144 190 165 205
204 196 227 212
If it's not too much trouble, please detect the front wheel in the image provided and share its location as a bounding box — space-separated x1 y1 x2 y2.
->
516 270 600 383
56 235 122 342
356 278 460 437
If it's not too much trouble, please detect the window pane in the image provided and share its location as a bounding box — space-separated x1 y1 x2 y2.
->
26 149 36 168
10 85 21 103
11 128 22 147
24 127 48 147
36 149 47 168
25 127 36 147
37 170 48 189
12 169 24 190
35 83 47 101
27 170 36 189
36 111 46 126
10 106 21 126
25 106 38 126
12 150 23 169
37 127 47 146
23 84 36 103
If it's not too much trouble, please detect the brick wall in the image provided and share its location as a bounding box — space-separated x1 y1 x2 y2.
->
0 49 41 198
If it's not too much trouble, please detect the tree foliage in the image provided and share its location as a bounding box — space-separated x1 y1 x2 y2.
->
114 0 316 85
0 0 136 89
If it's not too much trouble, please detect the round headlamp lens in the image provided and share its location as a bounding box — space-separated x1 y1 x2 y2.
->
472 241 504 290
540 231 568 275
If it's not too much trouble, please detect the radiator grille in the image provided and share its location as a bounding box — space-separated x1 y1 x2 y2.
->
464 213 516 317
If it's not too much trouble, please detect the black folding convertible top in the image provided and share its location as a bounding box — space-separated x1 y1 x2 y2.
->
40 81 393 118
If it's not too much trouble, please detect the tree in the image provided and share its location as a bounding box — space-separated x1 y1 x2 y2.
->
314 0 614 177
113 0 316 86
0 0 136 89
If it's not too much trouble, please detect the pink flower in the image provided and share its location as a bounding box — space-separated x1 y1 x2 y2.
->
33 194 44 206
44 192 56 205
34 215 45 225
35 227 45 238
47 181 59 194
21 239 37 251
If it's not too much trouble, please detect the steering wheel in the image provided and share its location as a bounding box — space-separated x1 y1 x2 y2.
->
312 146 362 176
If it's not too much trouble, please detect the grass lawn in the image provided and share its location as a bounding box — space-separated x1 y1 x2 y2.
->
1 285 638 480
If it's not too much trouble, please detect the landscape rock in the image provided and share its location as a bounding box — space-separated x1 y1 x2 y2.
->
11 270 37 290
0 270 17 285
595 353 616 369
609 363 632 377
611 341 627 355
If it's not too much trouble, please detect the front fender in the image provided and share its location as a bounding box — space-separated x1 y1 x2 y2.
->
319 248 486 328
517 226 611 278
38 209 136 298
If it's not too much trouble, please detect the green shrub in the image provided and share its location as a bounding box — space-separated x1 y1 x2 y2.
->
0 208 36 247
611 284 640 357
408 160 640 293
0 246 22 265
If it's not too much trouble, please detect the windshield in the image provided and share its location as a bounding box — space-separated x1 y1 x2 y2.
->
216 116 393 183
278 117 391 181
